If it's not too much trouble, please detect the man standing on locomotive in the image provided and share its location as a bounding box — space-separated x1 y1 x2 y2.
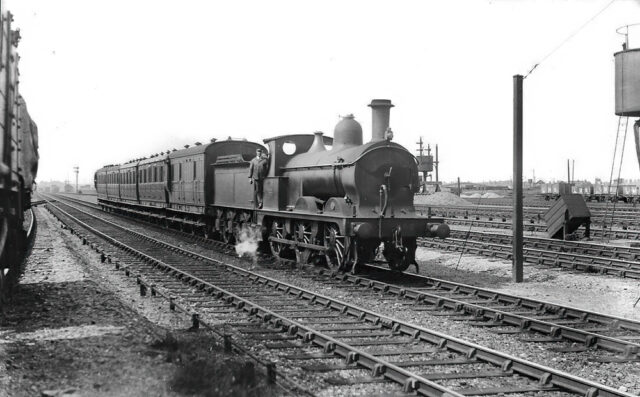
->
248 148 268 208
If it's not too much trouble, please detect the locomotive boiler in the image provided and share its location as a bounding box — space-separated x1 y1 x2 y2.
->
95 99 448 273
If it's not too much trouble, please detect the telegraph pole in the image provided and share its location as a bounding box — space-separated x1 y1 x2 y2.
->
73 166 79 193
435 144 440 192
512 75 524 283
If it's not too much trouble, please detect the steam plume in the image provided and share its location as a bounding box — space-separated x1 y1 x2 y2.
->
235 224 260 267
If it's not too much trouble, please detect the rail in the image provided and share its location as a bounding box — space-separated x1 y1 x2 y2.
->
44 195 633 396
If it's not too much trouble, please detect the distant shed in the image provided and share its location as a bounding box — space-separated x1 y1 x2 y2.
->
544 194 591 239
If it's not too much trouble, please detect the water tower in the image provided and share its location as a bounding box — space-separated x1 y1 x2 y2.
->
614 25 640 176
615 25 640 117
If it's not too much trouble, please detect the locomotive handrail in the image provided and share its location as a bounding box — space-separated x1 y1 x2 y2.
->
380 184 388 216
279 145 412 171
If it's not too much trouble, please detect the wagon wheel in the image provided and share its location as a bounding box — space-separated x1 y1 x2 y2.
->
204 224 219 240
269 220 288 258
324 224 350 270
294 221 317 264
221 228 234 244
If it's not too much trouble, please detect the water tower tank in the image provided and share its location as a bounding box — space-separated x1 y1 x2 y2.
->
615 49 640 116
615 25 640 116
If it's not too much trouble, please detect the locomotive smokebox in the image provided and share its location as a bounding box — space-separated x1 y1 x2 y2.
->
368 99 394 141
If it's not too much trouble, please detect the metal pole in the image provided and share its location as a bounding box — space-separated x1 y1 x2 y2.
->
512 75 524 283
457 177 461 197
435 144 439 191
572 159 575 183
73 166 79 193
567 159 570 184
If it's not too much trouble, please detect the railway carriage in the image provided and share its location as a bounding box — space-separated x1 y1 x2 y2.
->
0 8 39 302
118 161 139 204
95 99 448 272
138 155 168 208
104 165 121 201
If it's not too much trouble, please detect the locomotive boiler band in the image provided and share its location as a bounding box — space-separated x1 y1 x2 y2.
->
95 99 449 272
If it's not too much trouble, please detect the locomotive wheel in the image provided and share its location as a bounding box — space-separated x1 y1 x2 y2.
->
294 221 316 264
324 224 349 270
269 221 287 258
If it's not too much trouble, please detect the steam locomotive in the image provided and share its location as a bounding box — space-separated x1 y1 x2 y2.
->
1 8 39 296
95 99 448 272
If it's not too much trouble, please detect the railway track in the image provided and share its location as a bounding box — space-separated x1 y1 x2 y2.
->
53 194 640 357
448 229 640 260
419 235 640 279
421 204 640 229
423 206 640 230
456 198 640 210
443 217 640 240
43 194 638 396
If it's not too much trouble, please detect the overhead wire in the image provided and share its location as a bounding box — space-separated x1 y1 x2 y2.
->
524 0 617 79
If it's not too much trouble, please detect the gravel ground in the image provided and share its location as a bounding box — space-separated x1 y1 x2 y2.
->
415 246 640 322
0 207 278 397
48 195 640 395
414 192 472 206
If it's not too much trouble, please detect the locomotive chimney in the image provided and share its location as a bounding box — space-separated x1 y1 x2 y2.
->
368 99 394 142
308 131 326 153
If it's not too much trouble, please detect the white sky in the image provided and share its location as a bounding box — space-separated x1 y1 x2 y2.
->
9 0 640 185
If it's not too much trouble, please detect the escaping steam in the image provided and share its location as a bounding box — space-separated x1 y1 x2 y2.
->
235 224 261 267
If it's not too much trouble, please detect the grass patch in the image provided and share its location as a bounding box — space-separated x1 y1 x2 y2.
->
154 331 277 397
